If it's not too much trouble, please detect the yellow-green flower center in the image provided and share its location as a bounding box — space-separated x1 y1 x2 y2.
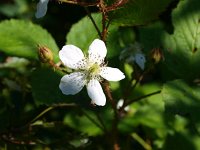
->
88 63 100 75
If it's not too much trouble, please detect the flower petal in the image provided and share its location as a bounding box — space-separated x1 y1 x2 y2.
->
86 79 106 106
59 72 86 95
100 67 125 81
35 0 49 18
88 39 107 64
59 45 86 69
135 53 146 70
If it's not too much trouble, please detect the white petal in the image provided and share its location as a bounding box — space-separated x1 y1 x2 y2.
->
59 72 86 95
35 0 49 18
117 99 129 111
135 53 146 70
59 45 86 69
86 79 106 106
100 67 125 81
88 39 107 64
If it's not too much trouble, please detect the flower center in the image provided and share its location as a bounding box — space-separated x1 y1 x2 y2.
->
88 63 100 75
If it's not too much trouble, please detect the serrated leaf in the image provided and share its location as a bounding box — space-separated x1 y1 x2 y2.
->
30 68 68 105
66 13 122 58
161 0 200 80
0 19 59 61
162 79 200 133
139 0 200 80
109 0 173 26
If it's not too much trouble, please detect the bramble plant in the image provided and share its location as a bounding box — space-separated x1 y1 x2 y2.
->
0 0 200 149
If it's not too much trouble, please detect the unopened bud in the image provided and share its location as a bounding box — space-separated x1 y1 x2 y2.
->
150 48 164 63
38 45 53 63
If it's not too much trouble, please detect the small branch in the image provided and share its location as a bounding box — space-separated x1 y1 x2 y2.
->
121 90 161 109
123 63 155 101
131 133 152 150
13 103 77 131
30 107 54 124
30 103 77 124
84 7 102 38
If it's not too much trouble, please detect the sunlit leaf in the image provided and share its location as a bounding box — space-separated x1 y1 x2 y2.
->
0 19 59 62
139 0 200 80
66 13 122 58
161 0 200 80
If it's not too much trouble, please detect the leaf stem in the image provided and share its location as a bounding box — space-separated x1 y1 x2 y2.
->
84 7 102 38
121 90 161 110
131 133 152 150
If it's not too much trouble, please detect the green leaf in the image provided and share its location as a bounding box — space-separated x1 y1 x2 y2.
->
30 67 68 105
109 0 173 26
66 13 122 58
162 79 200 133
139 0 200 80
66 14 100 51
161 0 200 80
63 110 102 136
0 19 59 62
119 83 164 132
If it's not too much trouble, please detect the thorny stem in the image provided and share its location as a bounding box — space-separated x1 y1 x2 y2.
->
105 0 128 12
103 81 120 150
98 0 109 41
60 0 127 148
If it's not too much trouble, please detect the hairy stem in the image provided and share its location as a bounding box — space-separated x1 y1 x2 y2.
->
102 81 120 150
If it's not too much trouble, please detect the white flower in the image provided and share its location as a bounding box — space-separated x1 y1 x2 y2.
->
35 0 49 18
59 39 125 106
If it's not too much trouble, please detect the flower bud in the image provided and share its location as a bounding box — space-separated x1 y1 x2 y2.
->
38 45 53 63
150 48 164 64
